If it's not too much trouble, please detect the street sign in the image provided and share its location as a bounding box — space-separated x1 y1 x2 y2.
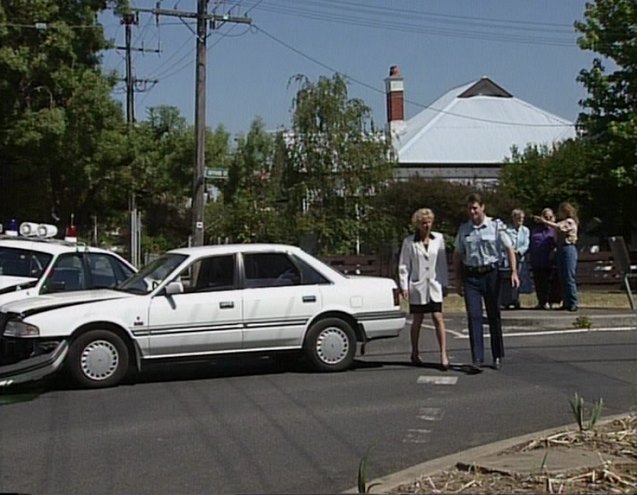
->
205 168 228 179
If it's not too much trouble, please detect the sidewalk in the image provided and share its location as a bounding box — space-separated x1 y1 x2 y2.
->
344 413 636 494
452 306 637 333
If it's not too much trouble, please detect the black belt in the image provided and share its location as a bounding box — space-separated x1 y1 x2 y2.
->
463 263 498 275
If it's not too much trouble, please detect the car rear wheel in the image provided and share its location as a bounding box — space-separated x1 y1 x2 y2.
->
304 318 356 372
67 330 129 388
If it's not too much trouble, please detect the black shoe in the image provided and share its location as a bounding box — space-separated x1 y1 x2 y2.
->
493 358 502 370
513 302 521 310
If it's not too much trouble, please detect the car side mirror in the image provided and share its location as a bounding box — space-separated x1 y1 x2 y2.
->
164 280 184 296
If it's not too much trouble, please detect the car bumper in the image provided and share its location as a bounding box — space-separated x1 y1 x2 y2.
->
0 340 68 387
356 310 406 340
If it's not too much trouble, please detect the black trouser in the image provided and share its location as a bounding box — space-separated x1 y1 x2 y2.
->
463 267 504 364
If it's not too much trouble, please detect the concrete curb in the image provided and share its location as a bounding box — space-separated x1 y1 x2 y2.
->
342 412 632 494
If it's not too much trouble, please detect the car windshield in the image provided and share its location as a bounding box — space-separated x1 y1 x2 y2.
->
0 247 53 279
116 253 187 294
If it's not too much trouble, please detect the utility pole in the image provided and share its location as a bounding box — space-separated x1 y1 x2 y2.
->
193 0 208 247
118 13 160 267
133 3 251 246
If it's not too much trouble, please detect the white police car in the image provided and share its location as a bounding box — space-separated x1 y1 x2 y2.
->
0 220 136 306
0 243 405 388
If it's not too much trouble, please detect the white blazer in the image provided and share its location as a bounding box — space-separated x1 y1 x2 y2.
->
398 231 449 304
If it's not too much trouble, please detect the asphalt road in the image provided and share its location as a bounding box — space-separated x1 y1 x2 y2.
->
0 314 635 495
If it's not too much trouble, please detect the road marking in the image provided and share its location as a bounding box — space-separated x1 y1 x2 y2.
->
451 326 636 339
417 375 458 385
402 429 431 444
417 407 444 421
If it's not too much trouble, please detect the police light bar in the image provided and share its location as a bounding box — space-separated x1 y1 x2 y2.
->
19 222 39 236
5 219 18 237
65 224 78 243
19 222 58 238
37 224 58 238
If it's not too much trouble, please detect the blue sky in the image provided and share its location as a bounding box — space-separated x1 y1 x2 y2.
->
100 0 594 137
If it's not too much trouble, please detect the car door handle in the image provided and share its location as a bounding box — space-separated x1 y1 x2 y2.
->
302 295 316 303
219 301 234 309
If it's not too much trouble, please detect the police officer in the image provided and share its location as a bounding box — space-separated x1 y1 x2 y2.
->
452 193 519 370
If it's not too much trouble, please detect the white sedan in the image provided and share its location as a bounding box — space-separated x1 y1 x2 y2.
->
0 243 405 388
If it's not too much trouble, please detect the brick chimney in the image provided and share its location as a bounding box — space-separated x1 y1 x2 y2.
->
385 65 405 135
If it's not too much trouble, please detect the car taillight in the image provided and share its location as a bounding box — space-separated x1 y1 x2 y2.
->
392 287 400 306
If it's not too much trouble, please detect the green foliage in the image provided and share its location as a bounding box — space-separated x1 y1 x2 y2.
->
0 0 126 229
499 140 595 225
575 0 637 236
357 447 381 494
569 392 604 431
573 315 593 329
283 73 396 254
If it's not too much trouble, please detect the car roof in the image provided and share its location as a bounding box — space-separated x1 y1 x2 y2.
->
0 236 127 257
168 243 306 257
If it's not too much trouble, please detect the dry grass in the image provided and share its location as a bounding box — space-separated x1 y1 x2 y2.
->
390 414 637 494
439 291 632 313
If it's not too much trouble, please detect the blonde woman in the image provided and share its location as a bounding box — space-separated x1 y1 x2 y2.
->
398 208 450 370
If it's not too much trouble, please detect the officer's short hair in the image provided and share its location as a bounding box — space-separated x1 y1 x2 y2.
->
466 192 483 205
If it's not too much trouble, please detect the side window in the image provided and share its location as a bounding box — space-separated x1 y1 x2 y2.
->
243 253 301 288
86 253 126 289
291 255 330 285
43 254 85 293
177 255 236 293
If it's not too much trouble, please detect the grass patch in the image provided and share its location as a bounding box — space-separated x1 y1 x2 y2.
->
438 290 632 313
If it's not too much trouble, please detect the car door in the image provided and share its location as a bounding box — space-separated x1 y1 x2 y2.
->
146 254 243 357
241 251 324 350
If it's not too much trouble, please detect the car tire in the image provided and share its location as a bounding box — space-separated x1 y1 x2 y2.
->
304 318 356 372
67 330 129 388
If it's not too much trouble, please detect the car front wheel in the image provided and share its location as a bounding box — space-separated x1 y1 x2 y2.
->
67 330 129 388
304 318 356 372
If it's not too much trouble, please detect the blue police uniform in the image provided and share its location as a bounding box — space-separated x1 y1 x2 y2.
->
454 216 512 366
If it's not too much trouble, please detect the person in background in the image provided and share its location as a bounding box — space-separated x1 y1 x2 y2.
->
398 208 450 370
453 193 519 370
530 208 560 309
499 208 530 309
534 202 579 311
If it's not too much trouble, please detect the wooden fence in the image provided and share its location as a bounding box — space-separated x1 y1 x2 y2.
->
320 250 627 289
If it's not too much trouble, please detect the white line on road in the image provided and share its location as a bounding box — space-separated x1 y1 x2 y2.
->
417 407 445 421
417 375 458 385
450 326 636 339
402 429 431 444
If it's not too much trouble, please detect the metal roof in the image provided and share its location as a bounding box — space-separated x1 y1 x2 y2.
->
394 78 576 164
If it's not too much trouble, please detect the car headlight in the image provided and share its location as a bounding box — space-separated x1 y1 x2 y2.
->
4 320 40 338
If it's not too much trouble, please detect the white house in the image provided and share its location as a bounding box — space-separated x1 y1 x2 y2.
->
384 66 577 184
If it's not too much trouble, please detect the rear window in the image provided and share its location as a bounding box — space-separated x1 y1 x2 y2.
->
0 247 52 278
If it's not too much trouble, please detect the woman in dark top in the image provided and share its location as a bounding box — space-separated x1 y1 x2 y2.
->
530 208 560 309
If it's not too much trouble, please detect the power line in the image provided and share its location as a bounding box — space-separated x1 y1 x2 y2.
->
254 25 575 128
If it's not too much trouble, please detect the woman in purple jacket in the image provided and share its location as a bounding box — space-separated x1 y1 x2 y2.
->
530 208 561 309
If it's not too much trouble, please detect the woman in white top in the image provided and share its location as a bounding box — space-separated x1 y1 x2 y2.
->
398 208 450 370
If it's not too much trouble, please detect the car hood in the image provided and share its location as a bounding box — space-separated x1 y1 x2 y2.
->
0 276 37 291
0 289 130 316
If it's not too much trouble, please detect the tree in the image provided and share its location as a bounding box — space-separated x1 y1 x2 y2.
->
499 140 595 221
210 117 282 243
283 73 396 254
575 0 637 236
0 0 128 230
